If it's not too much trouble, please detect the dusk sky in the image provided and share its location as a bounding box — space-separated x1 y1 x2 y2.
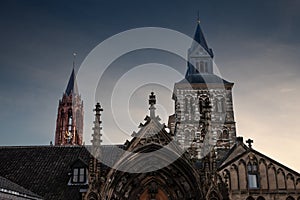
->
1 0 300 171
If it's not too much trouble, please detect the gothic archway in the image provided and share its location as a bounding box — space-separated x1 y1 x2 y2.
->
102 143 203 200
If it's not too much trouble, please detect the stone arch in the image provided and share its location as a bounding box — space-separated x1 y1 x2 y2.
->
103 143 203 200
286 196 295 200
268 164 277 190
238 159 247 190
259 159 268 189
286 173 295 190
87 192 99 200
230 164 239 190
277 168 286 189
246 196 255 200
296 178 300 190
208 191 220 200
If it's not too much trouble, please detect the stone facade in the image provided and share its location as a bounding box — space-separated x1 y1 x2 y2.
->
218 138 300 200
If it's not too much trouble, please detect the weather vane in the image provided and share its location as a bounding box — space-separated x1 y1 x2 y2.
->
197 10 200 24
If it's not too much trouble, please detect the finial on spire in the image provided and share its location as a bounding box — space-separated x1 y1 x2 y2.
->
91 102 103 154
197 10 200 24
149 92 156 119
149 92 156 105
72 52 77 69
94 102 103 122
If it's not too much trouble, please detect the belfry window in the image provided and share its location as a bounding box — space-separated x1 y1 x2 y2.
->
204 62 208 73
200 61 204 73
68 109 73 132
247 162 259 189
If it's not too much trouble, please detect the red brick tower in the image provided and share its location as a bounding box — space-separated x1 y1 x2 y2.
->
54 68 83 145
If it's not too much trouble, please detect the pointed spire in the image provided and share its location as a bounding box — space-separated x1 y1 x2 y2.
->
65 68 79 95
65 53 78 96
192 21 214 58
149 92 156 119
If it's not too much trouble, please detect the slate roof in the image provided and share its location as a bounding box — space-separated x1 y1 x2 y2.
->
65 68 78 96
192 23 214 58
0 145 124 200
0 175 42 199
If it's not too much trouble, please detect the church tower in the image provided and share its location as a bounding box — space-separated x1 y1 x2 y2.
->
54 67 84 145
171 21 236 158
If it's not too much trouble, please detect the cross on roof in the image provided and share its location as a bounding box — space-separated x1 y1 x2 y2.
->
246 138 253 148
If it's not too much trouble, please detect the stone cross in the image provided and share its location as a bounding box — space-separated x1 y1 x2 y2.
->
246 138 253 148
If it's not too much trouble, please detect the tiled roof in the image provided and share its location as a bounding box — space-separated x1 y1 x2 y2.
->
0 145 124 200
0 175 42 199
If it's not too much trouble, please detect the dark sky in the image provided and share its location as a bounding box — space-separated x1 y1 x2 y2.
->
1 0 300 170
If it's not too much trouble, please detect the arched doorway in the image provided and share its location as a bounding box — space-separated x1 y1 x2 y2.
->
102 143 203 200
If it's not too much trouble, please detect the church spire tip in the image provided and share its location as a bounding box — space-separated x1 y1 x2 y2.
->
197 10 200 24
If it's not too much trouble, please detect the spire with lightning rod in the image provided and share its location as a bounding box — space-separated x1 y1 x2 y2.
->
73 52 77 69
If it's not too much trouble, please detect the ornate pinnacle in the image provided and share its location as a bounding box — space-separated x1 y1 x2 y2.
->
149 92 156 119
92 103 103 154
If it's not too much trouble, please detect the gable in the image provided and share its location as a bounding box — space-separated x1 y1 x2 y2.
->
218 141 300 192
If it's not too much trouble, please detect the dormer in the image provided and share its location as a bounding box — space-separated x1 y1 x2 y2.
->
68 158 88 185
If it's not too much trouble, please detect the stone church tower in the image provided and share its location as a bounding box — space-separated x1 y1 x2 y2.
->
54 68 84 145
170 22 236 159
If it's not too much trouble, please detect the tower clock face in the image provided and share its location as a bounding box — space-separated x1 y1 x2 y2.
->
64 130 73 142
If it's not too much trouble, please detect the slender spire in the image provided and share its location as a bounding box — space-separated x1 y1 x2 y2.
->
65 53 79 96
192 20 214 58
149 92 156 119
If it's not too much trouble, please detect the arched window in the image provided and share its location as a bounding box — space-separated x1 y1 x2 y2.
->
198 98 203 114
246 196 255 200
257 196 266 200
222 129 229 139
200 61 204 73
185 97 189 114
196 62 200 73
60 109 64 127
247 162 259 189
216 98 225 113
68 109 73 132
204 62 208 73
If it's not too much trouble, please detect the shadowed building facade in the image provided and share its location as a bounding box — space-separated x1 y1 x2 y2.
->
0 22 300 200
